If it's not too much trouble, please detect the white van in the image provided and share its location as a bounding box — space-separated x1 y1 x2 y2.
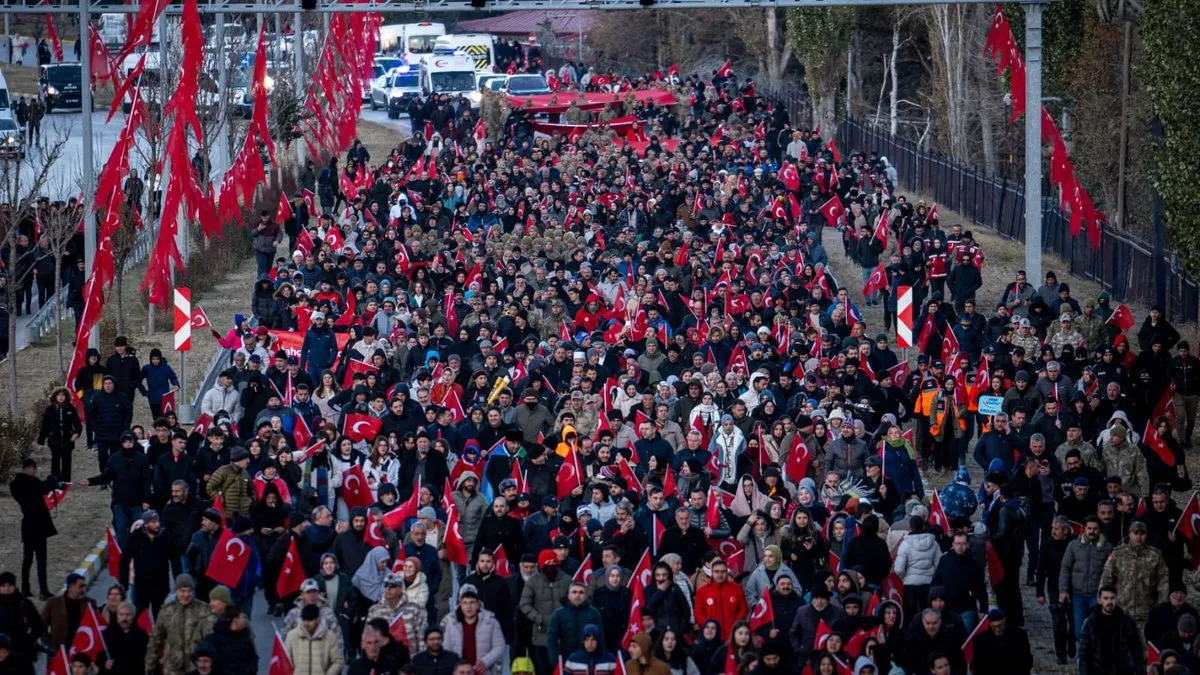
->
0 70 11 112
380 22 445 62
432 33 496 73
419 54 478 103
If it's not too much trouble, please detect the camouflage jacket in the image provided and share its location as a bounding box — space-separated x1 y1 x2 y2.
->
1100 543 1170 619
366 596 427 651
1100 442 1150 499
146 599 212 675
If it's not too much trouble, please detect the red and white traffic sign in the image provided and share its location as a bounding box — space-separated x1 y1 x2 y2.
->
174 287 192 352
896 285 913 349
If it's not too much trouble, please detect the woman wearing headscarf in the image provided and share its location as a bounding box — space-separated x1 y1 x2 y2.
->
352 546 392 606
794 478 829 527
740 545 799 606
591 565 632 654
734 509 778 574
656 554 695 625
688 620 723 675
780 506 827 591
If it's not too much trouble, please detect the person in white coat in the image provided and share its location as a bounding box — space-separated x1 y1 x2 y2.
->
891 516 942 620
441 586 506 675
361 437 400 500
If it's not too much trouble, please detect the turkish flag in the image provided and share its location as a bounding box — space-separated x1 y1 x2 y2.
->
784 437 812 483
382 479 421 531
1144 420 1175 466
617 455 643 495
160 389 177 417
444 505 468 566
270 631 294 675
494 545 512 578
190 305 212 329
629 550 652 589
886 361 910 389
652 516 666 556
1177 492 1200 541
44 483 70 511
781 162 800 192
275 192 293 224
985 539 1006 586
292 415 313 449
1148 641 1162 669
723 641 737 675
301 189 316 215
961 615 990 665
107 526 122 579
296 228 316 258
136 607 154 633
341 358 379 389
573 556 594 586
47 646 69 675
275 537 306 598
749 586 775 631
862 263 887 298
556 451 583 500
716 60 733 78
1106 304 1135 332
389 613 410 648
818 196 847 227
206 528 252 588
872 209 890 247
342 413 381 443
929 491 951 534
728 343 748 374
340 464 375 510
364 514 386 548
706 487 722 529
663 466 679 499
813 619 832 650
620 571 647 651
826 139 842 164
71 603 108 661
882 571 904 605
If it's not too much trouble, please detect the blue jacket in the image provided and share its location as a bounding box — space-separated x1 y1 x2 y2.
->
973 430 1021 474
880 442 923 499
138 361 179 405
87 390 133 442
300 325 337 372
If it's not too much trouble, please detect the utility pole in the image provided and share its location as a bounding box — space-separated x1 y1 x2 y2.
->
1023 2 1043 282
81 0 97 348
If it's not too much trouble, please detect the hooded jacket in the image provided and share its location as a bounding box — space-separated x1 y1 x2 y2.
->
893 531 941 586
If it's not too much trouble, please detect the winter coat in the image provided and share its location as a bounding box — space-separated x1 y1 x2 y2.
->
893 532 941 586
824 435 869 481
145 598 210 675
105 351 142 399
694 580 748 642
200 616 258 675
301 326 338 372
201 384 243 420
37 402 81 447
100 624 149 675
285 621 345 675
87 390 133 442
451 483 488 549
206 463 255 517
547 600 605 664
366 596 428 650
87 448 151 507
1059 533 1114 598
1077 606 1145 675
519 571 573 646
741 564 800 606
138 361 179 405
789 602 845 663
440 609 506 675
642 582 692 635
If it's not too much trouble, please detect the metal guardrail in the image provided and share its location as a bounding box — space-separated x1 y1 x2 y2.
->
22 228 152 350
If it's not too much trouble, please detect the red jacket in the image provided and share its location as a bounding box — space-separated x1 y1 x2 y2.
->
694 579 748 641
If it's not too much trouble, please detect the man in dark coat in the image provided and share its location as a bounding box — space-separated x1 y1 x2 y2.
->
970 609 1032 675
119 510 173 616
8 459 57 598
0 572 44 662
105 337 141 403
463 549 515 642
86 375 133 470
100 600 149 675
81 431 151 549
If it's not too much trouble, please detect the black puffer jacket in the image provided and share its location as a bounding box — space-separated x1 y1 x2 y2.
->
87 445 151 507
86 390 132 442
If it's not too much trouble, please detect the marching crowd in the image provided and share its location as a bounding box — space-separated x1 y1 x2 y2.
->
4 63 1200 675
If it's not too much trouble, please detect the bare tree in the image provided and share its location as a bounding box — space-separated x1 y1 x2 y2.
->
0 127 69 415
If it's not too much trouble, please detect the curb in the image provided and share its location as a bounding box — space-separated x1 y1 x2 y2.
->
71 536 108 589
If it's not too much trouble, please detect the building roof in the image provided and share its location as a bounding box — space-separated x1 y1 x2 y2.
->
455 11 591 37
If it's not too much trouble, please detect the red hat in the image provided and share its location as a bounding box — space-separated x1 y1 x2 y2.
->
256 326 269 337
537 550 558 569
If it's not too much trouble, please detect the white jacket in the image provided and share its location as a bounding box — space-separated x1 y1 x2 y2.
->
201 384 242 419
893 532 941 586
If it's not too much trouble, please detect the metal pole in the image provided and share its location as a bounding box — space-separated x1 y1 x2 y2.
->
845 45 852 120
1023 2 1043 283
294 9 303 167
81 0 98 349
149 10 169 334
215 11 228 172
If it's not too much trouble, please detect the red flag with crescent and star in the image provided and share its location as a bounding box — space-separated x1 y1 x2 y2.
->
205 528 251 588
275 537 306 598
